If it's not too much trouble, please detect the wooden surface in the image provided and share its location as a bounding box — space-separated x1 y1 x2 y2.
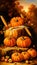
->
0 47 28 56
0 46 28 51
0 60 37 65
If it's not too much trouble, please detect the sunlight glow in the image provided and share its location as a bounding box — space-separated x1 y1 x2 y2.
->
23 6 29 12
24 8 28 12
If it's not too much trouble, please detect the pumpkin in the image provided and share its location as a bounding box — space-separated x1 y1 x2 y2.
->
4 25 31 38
10 17 24 27
11 52 23 62
17 36 31 48
4 26 24 38
21 52 30 60
28 48 37 58
4 28 21 38
4 37 16 47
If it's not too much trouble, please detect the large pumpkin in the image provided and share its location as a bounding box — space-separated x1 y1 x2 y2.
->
10 17 24 27
21 52 30 60
28 48 37 58
11 52 23 62
4 37 16 47
17 36 31 48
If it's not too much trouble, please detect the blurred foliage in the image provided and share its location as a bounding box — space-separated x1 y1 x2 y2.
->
27 4 37 33
0 1 37 33
0 0 19 21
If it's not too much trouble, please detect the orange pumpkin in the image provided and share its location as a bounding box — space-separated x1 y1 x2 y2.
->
11 52 23 62
10 17 24 27
17 36 31 48
28 48 37 58
4 37 16 47
21 52 30 60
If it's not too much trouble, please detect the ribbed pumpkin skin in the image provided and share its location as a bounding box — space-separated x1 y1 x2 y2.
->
28 49 37 58
17 36 31 48
21 52 30 60
10 17 24 27
4 37 16 47
11 52 23 62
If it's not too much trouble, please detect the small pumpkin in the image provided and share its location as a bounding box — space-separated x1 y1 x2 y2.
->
17 36 31 48
4 37 16 47
11 52 23 62
10 17 24 27
21 52 30 60
4 28 21 38
28 48 37 58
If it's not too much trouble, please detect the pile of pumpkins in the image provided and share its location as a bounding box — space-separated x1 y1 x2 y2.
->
4 17 31 47
3 17 37 62
11 49 37 62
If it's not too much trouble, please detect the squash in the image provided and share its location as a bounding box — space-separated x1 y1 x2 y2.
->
11 52 23 62
4 37 16 47
21 52 30 60
17 36 31 48
10 17 24 27
28 48 37 58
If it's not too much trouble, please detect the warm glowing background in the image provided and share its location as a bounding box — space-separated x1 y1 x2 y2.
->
19 0 37 12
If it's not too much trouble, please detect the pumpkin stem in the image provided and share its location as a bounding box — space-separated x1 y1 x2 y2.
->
22 36 26 40
16 19 18 22
16 53 18 56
